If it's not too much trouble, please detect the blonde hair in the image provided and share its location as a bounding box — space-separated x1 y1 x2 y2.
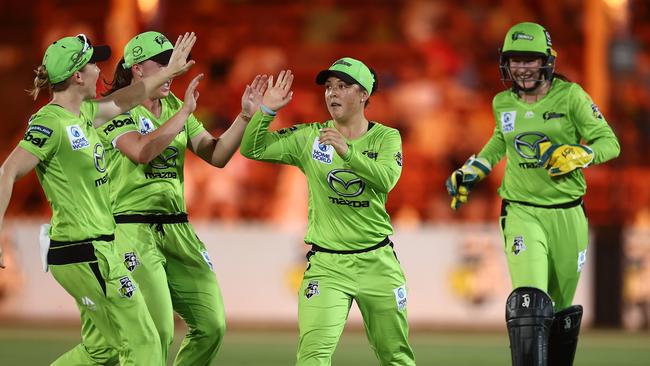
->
27 65 71 100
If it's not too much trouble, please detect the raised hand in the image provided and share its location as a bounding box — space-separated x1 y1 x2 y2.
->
166 32 197 78
319 128 349 157
262 70 294 112
241 74 269 118
182 73 204 113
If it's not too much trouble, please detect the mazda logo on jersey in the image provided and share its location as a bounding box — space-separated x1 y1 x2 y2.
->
93 143 106 173
513 132 550 159
150 146 178 169
327 169 365 197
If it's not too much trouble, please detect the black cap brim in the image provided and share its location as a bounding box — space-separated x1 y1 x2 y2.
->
315 70 359 87
88 45 111 63
146 50 193 66
148 49 174 66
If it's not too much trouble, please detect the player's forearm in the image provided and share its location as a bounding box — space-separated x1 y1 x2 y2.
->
343 145 401 193
240 110 275 160
588 133 621 165
208 113 251 167
0 166 17 226
136 107 191 164
94 71 177 128
477 129 506 167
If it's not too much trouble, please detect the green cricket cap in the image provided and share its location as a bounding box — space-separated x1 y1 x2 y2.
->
122 31 174 69
315 57 376 95
43 34 111 84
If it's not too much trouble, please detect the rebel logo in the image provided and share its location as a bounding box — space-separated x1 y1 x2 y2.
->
23 131 47 148
103 117 136 135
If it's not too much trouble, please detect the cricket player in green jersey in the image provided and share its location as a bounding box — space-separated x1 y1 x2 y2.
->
0 32 196 365
241 61 415 366
89 31 268 366
446 22 620 366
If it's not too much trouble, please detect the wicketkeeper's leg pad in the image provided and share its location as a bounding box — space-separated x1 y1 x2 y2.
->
505 287 554 366
548 305 583 366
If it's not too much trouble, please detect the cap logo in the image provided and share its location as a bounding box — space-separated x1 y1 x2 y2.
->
333 59 352 67
69 53 83 68
132 46 143 57
154 35 169 48
543 30 552 46
512 32 534 41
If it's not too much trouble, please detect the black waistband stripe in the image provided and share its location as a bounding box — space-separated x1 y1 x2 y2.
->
309 237 392 255
114 213 188 224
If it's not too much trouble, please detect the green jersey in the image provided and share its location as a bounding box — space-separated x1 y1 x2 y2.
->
478 79 620 205
98 93 205 214
18 101 114 241
241 111 403 251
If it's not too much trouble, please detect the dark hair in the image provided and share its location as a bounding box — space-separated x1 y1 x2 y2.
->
103 57 133 96
364 67 379 108
27 65 70 100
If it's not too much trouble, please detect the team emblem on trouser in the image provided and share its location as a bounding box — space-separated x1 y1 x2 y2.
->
118 276 136 298
124 251 140 271
304 280 320 299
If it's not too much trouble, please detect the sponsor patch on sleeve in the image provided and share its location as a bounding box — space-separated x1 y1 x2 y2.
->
591 103 603 120
28 124 53 137
278 126 298 135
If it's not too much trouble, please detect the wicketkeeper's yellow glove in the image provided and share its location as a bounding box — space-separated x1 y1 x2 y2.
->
445 155 492 210
537 142 594 177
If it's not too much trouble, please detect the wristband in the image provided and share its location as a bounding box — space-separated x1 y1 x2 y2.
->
261 105 277 116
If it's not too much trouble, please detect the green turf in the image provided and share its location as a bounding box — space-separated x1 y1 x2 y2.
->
1 326 649 365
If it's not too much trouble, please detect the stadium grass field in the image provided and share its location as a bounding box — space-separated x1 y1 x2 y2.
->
1 325 649 365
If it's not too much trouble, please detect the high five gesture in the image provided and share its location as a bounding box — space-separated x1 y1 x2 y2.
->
262 70 293 112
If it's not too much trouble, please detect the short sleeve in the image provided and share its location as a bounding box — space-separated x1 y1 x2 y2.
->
186 113 206 139
18 114 62 162
98 112 139 148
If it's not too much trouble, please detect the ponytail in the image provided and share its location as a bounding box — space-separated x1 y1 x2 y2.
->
27 65 71 100
103 57 133 96
28 65 50 100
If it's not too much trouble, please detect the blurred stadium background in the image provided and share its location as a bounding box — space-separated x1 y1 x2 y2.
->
1 0 649 364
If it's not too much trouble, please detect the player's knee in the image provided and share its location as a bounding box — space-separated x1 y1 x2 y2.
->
192 312 226 343
506 286 554 324
551 304 583 335
297 331 340 362
505 287 554 366
548 305 583 366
